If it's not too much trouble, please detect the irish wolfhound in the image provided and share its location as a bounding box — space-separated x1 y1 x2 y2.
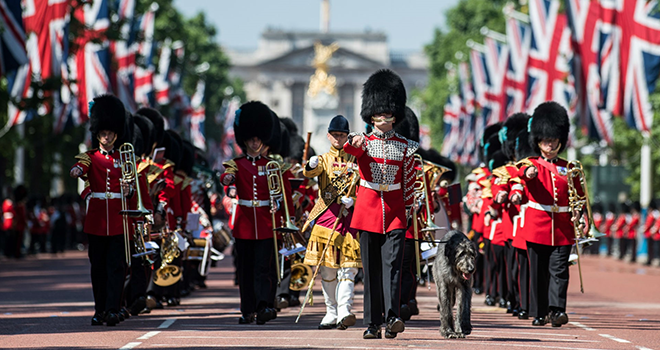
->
432 230 477 338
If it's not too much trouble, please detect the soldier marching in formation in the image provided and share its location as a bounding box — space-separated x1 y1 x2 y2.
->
53 66 654 338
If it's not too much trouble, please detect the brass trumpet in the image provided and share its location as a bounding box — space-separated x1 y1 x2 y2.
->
567 160 605 293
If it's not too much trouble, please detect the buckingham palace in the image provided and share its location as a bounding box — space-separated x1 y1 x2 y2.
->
224 28 429 151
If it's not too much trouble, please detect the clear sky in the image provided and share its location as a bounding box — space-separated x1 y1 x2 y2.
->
172 0 459 52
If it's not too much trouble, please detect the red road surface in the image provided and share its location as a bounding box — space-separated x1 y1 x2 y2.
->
1 251 659 349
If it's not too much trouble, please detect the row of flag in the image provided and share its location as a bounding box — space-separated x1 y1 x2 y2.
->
441 0 660 166
0 0 210 151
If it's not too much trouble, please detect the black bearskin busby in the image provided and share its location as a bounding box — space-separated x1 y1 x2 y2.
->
179 140 195 176
280 117 299 136
514 129 540 161
328 115 350 134
136 107 165 147
500 113 530 161
591 201 604 214
488 150 509 172
89 94 126 142
163 131 182 167
480 122 502 162
484 133 502 165
133 115 155 157
394 106 420 142
529 101 570 154
234 101 276 153
361 69 407 126
131 122 145 157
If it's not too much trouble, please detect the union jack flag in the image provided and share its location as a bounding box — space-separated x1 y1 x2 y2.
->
0 0 28 76
72 0 111 121
110 0 137 112
133 3 157 107
527 0 576 114
189 79 206 150
441 94 462 162
219 97 241 162
154 39 172 105
609 0 660 132
459 60 480 166
504 12 531 116
565 0 616 143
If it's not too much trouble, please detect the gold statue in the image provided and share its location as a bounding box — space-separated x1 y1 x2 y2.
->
308 42 339 97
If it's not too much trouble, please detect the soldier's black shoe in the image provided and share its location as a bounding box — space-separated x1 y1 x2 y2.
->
409 300 419 316
506 302 514 313
337 314 356 330
238 314 255 324
473 287 483 295
275 297 289 310
105 313 120 326
498 298 507 308
512 308 520 317
117 312 125 322
484 295 495 306
400 304 412 321
167 297 180 307
256 308 275 325
550 311 569 327
363 324 381 339
386 317 405 334
287 297 301 307
91 312 105 326
129 297 147 316
318 323 337 330
518 310 529 319
532 317 548 326
120 308 130 320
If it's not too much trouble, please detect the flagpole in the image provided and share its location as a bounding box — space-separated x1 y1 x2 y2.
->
14 123 25 185
640 131 652 262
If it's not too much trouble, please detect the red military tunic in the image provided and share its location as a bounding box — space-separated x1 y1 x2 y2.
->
221 155 294 240
602 211 615 238
344 130 417 234
614 214 628 239
643 210 658 239
72 149 125 236
471 167 491 235
152 159 177 228
626 212 640 240
517 157 579 247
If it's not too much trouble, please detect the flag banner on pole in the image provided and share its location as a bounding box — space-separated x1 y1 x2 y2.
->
504 12 531 117
190 79 206 150
0 0 28 76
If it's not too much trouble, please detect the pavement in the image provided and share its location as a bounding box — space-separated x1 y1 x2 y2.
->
1 250 659 350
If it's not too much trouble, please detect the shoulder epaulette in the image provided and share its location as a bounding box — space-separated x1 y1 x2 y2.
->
137 160 150 174
471 167 485 175
74 152 92 168
491 166 511 182
163 159 175 170
174 175 184 186
182 177 194 190
223 159 238 174
147 166 165 184
515 157 535 169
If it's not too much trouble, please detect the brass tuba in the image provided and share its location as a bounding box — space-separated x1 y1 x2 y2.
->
566 160 605 293
289 262 313 291
153 230 182 287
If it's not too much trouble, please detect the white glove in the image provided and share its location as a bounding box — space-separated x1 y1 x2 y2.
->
308 156 319 169
340 196 354 209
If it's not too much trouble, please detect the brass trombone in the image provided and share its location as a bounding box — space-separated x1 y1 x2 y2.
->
119 143 154 267
266 160 301 284
567 160 605 293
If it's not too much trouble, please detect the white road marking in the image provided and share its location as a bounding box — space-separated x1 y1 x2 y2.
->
636 346 654 350
569 321 596 331
158 318 176 329
119 342 141 349
599 334 631 343
137 331 161 340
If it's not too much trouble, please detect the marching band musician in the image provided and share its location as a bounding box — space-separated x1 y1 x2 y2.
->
220 101 292 325
344 69 418 339
515 101 578 327
69 94 131 327
302 114 361 330
491 113 530 316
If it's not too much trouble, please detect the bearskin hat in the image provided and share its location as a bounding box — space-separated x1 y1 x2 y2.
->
591 201 604 213
480 123 502 161
500 113 530 161
234 101 276 153
484 133 502 164
650 199 658 211
529 101 570 154
163 131 182 167
394 106 420 142
620 201 630 214
632 201 641 212
131 122 145 158
133 115 155 157
607 202 616 213
488 150 509 171
280 117 299 136
269 120 290 158
136 107 165 147
179 140 195 176
288 133 307 163
360 69 407 127
89 94 126 140
514 129 540 161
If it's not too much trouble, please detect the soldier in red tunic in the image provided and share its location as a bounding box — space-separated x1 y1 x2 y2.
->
70 94 130 327
344 69 417 339
220 101 292 325
515 101 578 327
